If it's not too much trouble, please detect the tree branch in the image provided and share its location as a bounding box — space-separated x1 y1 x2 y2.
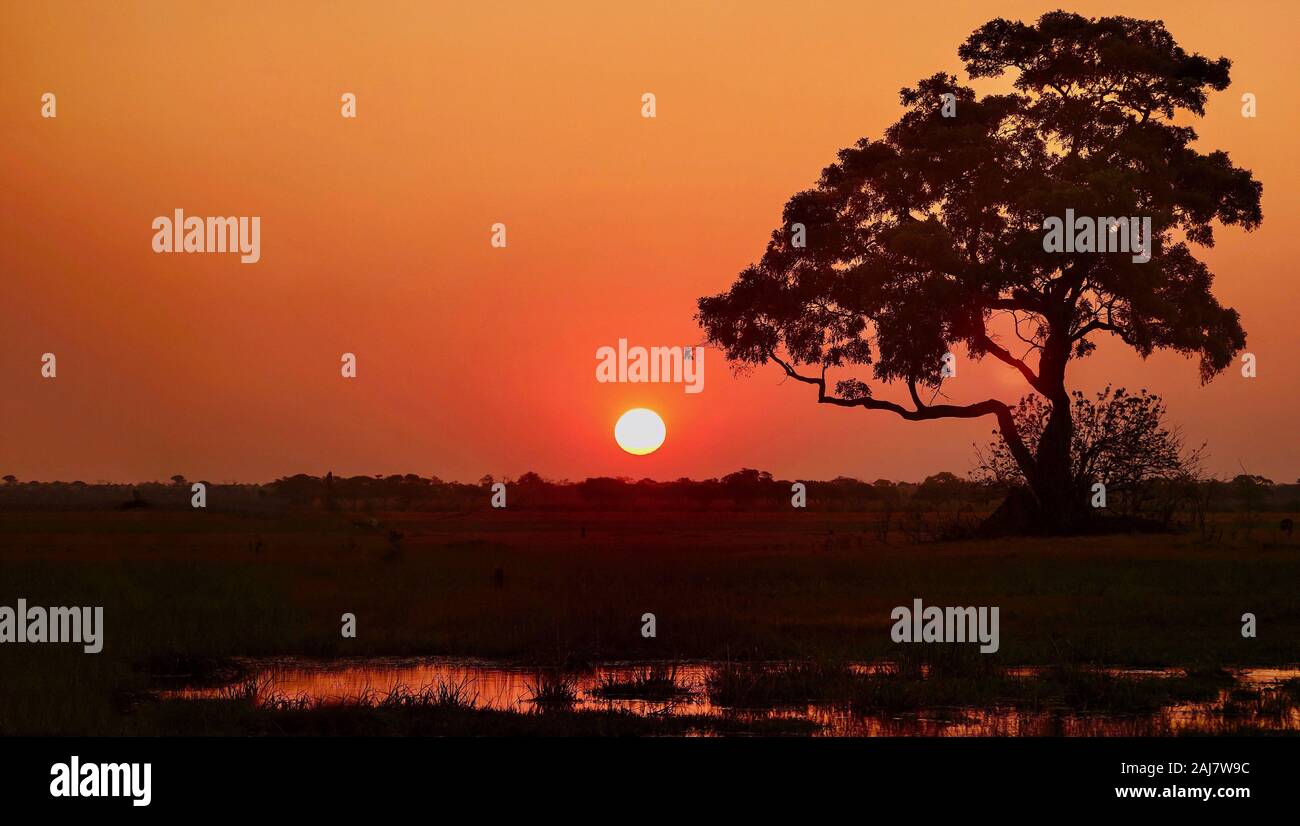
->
1071 319 1127 342
974 331 1047 394
765 350 1038 482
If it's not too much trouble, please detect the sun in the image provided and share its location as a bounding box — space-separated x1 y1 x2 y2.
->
614 408 666 456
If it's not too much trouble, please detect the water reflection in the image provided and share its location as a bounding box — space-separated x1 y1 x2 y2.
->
164 658 1300 736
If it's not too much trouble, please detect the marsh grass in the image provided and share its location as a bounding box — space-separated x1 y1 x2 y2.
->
107 656 1300 735
1048 666 1230 715
590 664 691 701
833 644 1023 712
6 509 1299 667
846 658 1238 717
261 689 313 712
890 644 1007 679
1220 683 1299 722
376 678 479 710
706 660 857 707
4 508 1299 735
217 676 267 703
138 695 821 736
525 672 579 708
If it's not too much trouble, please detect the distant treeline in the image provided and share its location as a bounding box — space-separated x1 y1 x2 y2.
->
0 470 1296 514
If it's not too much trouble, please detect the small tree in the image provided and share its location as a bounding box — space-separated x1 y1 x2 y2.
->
974 386 1202 518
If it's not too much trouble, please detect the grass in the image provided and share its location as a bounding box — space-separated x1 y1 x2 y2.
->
1 507 1298 735
524 672 579 708
706 660 857 707
128 694 821 736
375 679 479 710
1049 666 1233 714
692 653 1245 718
98 657 1299 736
589 664 691 700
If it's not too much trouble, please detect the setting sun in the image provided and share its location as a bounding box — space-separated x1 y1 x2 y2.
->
614 408 666 455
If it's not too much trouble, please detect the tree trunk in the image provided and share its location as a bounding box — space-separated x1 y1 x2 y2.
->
1027 399 1085 531
984 331 1090 535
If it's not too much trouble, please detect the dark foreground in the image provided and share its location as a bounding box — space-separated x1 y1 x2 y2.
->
2 507 1298 735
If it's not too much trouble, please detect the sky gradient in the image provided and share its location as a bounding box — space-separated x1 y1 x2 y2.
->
2 1 1297 483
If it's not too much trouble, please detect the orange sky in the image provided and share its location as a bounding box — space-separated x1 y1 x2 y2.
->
2 1 1298 484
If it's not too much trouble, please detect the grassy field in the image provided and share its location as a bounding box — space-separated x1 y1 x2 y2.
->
1 506 1298 734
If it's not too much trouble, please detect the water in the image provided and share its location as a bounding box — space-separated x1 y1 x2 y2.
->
164 657 1300 736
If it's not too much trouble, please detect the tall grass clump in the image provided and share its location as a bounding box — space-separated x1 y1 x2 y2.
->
525 671 579 708
377 678 479 710
590 664 690 701
706 660 856 707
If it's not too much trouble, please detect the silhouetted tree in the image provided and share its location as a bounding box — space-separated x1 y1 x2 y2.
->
516 471 546 488
974 386 1202 516
697 12 1261 531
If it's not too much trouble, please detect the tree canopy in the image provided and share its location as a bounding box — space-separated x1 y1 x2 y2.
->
697 12 1262 529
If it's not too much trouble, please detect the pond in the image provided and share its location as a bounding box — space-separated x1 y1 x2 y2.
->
162 657 1300 736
